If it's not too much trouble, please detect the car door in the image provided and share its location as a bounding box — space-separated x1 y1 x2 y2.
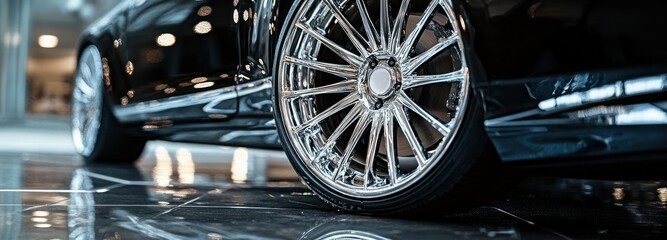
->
116 0 241 122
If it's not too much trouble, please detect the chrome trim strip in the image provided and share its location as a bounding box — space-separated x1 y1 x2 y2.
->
204 77 273 113
485 73 667 161
538 75 666 111
114 77 273 119
114 84 237 118
486 73 667 127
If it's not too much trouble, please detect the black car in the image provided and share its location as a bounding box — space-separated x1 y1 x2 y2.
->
71 0 667 215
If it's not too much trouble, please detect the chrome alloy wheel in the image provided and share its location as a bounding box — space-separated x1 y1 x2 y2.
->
72 45 104 157
277 0 470 197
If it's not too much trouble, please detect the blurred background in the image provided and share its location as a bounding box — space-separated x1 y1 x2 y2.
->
1 0 120 120
0 0 123 154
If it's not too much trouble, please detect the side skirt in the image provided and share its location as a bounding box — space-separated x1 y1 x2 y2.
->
484 73 667 162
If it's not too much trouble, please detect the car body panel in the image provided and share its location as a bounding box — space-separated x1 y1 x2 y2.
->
120 0 240 110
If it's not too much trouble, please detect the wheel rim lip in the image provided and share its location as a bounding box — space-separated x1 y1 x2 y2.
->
277 0 471 198
72 45 103 157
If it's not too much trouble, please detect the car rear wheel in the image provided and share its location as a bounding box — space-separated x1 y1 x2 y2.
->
274 0 505 214
72 45 146 164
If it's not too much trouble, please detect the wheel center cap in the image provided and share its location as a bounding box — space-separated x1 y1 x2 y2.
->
369 68 393 95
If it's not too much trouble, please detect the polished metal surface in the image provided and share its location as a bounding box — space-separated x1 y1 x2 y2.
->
71 45 104 157
276 0 469 197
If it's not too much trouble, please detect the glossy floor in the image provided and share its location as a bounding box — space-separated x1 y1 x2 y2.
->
1 141 666 239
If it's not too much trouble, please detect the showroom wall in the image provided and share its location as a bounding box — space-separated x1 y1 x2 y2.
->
0 0 120 121
27 0 120 116
0 0 30 122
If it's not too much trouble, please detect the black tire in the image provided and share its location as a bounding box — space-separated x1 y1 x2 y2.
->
272 0 513 215
72 45 146 164
83 95 146 164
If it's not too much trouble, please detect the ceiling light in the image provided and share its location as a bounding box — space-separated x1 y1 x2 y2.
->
38 35 58 48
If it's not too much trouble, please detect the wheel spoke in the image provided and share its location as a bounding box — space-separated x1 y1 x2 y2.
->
383 111 398 185
379 0 391 50
396 92 450 135
389 0 411 53
283 79 356 99
80 64 99 90
296 22 363 66
363 113 383 189
392 104 427 168
333 110 371 180
355 0 379 51
284 56 357 79
294 94 358 133
396 0 439 60
402 35 457 74
322 0 371 57
403 69 465 88
75 77 95 98
80 64 91 81
310 104 363 163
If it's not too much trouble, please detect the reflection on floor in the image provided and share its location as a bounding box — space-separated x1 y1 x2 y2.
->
0 141 666 239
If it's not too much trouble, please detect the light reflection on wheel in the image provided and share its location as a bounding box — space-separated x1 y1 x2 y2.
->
276 0 469 198
72 45 104 157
